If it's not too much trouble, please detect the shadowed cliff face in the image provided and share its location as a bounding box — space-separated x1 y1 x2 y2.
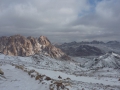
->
56 43 104 56
0 35 70 60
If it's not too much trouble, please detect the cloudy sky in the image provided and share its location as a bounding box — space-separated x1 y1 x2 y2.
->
0 0 120 43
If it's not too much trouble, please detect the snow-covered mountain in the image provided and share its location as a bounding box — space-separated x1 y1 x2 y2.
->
0 53 120 90
84 53 120 69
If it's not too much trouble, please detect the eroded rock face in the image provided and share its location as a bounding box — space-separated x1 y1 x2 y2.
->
0 35 70 60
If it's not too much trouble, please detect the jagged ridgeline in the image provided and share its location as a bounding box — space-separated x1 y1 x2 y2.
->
0 35 70 60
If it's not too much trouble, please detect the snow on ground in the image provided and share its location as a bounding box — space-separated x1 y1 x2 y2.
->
0 53 120 90
0 64 49 90
84 52 120 69
26 66 120 86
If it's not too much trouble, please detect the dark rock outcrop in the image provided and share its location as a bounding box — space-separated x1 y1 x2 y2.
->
75 45 103 56
0 69 4 75
55 40 120 56
0 35 70 60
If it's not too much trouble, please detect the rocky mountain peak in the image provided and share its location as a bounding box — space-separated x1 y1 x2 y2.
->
38 36 51 46
0 35 70 60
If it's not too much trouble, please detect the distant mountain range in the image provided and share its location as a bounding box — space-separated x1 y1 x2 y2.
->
0 35 120 58
55 40 120 56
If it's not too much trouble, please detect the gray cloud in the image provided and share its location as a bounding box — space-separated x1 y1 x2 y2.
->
68 0 120 42
0 0 120 43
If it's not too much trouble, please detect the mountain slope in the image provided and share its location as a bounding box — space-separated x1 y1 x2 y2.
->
0 54 120 90
56 41 120 56
56 44 103 56
84 53 120 68
0 64 46 90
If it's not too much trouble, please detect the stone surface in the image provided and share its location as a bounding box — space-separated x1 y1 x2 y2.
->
0 35 70 60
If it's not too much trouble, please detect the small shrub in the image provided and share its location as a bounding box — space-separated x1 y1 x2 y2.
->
24 70 28 72
35 75 42 80
28 70 35 75
54 82 65 89
66 77 71 80
45 76 51 81
31 75 35 78
0 69 4 75
58 75 62 79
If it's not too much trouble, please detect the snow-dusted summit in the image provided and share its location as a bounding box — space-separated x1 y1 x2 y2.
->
85 52 120 68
